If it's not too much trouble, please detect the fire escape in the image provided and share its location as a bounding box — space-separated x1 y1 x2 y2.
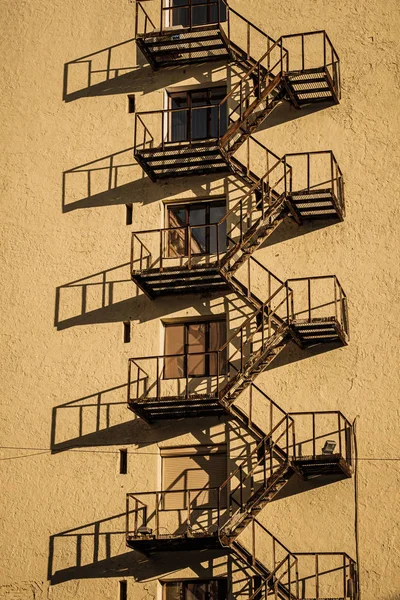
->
126 2 358 598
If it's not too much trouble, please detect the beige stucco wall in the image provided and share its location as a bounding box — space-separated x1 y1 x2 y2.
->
1 0 400 598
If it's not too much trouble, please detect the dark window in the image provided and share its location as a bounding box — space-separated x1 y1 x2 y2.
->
164 579 228 600
123 322 131 343
168 87 227 142
119 449 128 474
170 0 227 28
252 576 262 600
119 580 128 600
167 199 226 257
126 203 133 225
127 94 135 113
164 319 226 379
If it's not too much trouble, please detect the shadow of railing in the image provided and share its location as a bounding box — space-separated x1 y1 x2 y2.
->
54 264 243 330
49 512 232 585
50 381 234 453
62 148 146 213
54 263 137 330
63 39 156 102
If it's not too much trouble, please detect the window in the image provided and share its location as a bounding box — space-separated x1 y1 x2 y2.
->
164 318 226 379
167 199 226 257
170 0 227 28
123 322 131 343
161 446 227 510
119 580 128 600
127 94 135 113
164 579 228 600
168 87 227 142
119 449 128 474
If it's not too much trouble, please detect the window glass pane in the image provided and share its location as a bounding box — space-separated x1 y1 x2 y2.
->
171 0 189 27
165 325 185 378
187 323 206 375
209 321 226 375
165 582 182 600
168 207 187 257
209 202 226 254
186 582 207 600
189 206 207 254
170 95 188 142
209 88 226 138
209 0 227 23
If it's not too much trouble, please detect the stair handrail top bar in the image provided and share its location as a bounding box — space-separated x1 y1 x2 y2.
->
128 350 220 363
284 150 343 177
218 416 293 495
217 158 290 229
219 41 288 110
217 287 290 355
289 409 352 427
250 517 297 558
287 274 347 298
127 486 220 498
293 550 356 563
281 29 340 64
134 0 279 47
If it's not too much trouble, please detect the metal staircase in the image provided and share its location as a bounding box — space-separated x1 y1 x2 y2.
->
125 400 356 596
125 2 357 597
133 2 340 181
130 142 344 299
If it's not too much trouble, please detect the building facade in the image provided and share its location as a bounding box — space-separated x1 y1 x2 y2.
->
1 0 400 599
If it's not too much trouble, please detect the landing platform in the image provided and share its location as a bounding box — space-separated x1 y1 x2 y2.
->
294 454 352 479
291 317 348 346
136 25 233 70
135 140 229 181
284 67 339 106
128 394 223 423
287 188 344 221
131 264 229 298
127 532 224 555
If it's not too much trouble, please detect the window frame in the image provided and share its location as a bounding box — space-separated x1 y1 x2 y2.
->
163 317 227 379
168 86 227 143
165 197 227 258
168 0 228 29
162 577 228 600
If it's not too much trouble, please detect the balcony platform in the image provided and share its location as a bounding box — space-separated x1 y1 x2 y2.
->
134 140 229 182
128 394 223 423
127 531 224 555
286 188 344 221
284 67 339 106
291 317 348 347
293 454 352 479
131 264 229 298
136 25 233 70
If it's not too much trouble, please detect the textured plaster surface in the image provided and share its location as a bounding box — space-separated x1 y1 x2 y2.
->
1 0 400 598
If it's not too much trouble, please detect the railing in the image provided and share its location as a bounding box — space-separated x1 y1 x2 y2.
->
135 0 228 38
134 104 227 153
131 223 226 272
294 552 358 599
285 151 345 216
130 152 290 273
134 58 286 157
234 518 299 599
281 30 341 100
134 0 278 67
128 350 224 403
128 272 349 405
125 490 358 598
126 486 222 540
287 275 349 338
289 411 353 467
219 417 293 524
